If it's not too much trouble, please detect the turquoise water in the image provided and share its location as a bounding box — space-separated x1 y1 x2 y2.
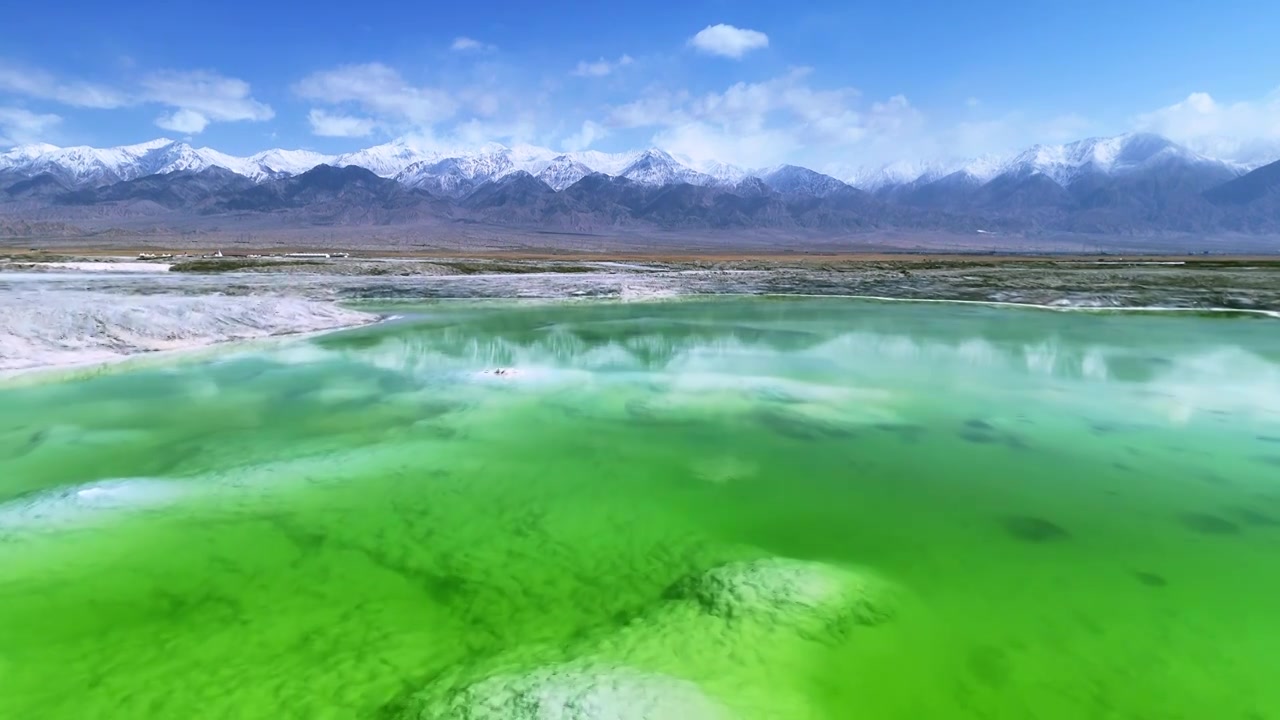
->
1 297 1278 719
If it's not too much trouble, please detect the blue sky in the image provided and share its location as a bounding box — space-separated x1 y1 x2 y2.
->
2 0 1279 170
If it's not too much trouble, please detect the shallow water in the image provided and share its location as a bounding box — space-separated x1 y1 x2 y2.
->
1 297 1278 719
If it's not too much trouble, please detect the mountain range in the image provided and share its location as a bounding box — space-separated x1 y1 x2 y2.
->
2 133 1279 243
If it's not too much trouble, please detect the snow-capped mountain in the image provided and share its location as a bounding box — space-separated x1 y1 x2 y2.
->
759 165 849 197
249 149 335 176
536 155 594 191
997 132 1236 185
838 159 962 191
0 139 206 186
562 149 637 176
834 134 1244 192
396 151 516 197
0 139 333 186
2 132 1269 202
332 140 442 178
618 149 712 186
694 160 751 186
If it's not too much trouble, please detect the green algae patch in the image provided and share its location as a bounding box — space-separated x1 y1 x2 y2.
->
1 297 1279 719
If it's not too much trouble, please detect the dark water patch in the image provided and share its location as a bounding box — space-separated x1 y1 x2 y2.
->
1257 435 1280 444
966 645 1012 688
413 422 459 440
874 422 926 443
965 419 994 431
312 329 386 351
624 399 659 423
1112 462 1134 473
3 427 50 459
422 573 473 605
623 399 697 428
414 401 463 421
756 409 856 441
1089 421 1118 435
1003 434 1031 451
959 430 999 445
1254 492 1280 507
1132 571 1168 588
1075 612 1105 637
1255 455 1280 468
1199 472 1231 486
757 387 804 404
1002 515 1070 543
1229 507 1280 527
1180 513 1241 536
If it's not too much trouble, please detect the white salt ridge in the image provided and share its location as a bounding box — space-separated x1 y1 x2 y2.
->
434 664 732 720
20 262 173 273
667 557 899 631
0 478 185 530
0 291 376 373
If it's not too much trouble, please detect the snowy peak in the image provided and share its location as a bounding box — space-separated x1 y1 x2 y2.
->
395 150 516 197
536 155 594 191
333 140 441 178
0 139 327 186
561 149 637 176
760 165 849 197
1 131 1262 198
250 149 335 176
619 149 710 186
840 159 962 191
694 160 751 186
0 139 210 186
1002 133 1228 185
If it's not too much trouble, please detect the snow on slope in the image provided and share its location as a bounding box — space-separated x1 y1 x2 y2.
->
837 158 964 191
693 160 750 186
758 165 849 197
562 149 639 176
999 132 1235 185
1 132 1261 195
619 149 713 186
332 140 442 178
0 139 330 185
536 155 594 190
250 149 336 176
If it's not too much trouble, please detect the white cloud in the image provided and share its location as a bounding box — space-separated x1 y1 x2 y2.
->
688 24 769 59
965 97 981 109
295 63 458 130
1133 90 1280 165
572 55 634 78
459 89 500 117
654 123 800 169
307 109 376 137
0 64 127 109
600 70 1089 171
607 90 689 128
155 108 209 134
451 116 540 147
604 70 905 166
451 37 495 52
0 106 61 145
562 120 609 151
0 64 269 136
141 70 273 134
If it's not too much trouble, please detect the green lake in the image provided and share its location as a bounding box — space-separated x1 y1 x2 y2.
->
1 297 1278 719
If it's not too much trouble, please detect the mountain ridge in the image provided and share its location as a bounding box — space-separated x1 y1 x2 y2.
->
4 134 1280 240
5 131 1272 195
